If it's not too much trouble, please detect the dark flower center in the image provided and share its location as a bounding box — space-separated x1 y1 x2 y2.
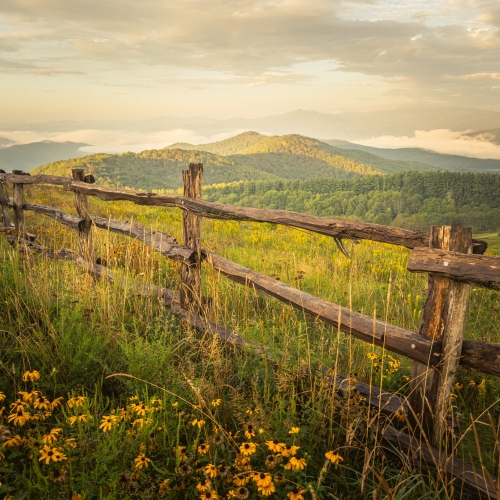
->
48 451 54 456
244 444 249 449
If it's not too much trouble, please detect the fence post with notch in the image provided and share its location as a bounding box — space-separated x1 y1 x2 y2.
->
408 221 472 448
180 163 203 313
71 169 96 267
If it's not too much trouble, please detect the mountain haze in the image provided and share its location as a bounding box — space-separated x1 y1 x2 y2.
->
0 141 88 173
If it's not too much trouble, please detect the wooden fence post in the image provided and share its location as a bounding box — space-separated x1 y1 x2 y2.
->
71 169 95 266
12 170 25 238
409 221 472 447
0 179 11 231
180 163 203 313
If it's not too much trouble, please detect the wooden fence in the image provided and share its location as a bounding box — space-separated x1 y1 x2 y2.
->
1 165 500 499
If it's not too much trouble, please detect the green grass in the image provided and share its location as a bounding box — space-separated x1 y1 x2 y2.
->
0 184 499 499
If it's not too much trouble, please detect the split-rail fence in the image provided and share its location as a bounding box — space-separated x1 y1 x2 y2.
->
1 165 500 499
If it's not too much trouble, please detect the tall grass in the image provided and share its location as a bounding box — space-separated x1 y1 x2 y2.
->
0 184 499 499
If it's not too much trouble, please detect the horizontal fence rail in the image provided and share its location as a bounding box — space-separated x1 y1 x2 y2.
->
0 172 488 253
4 198 500 378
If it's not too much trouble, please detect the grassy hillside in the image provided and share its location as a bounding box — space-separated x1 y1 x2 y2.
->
32 135 379 190
327 139 500 173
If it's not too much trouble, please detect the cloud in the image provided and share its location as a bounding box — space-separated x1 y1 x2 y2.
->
357 129 500 159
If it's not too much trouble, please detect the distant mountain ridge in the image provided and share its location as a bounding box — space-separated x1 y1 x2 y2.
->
4 106 500 141
31 131 500 191
0 141 88 173
326 140 500 173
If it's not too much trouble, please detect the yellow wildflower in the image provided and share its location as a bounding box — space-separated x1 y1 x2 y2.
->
289 427 300 435
39 445 67 465
23 370 40 382
239 442 257 456
134 453 151 469
211 399 221 407
285 456 307 470
99 415 117 432
280 444 300 457
42 428 62 444
325 451 343 464
192 418 206 428
205 463 218 478
266 439 285 453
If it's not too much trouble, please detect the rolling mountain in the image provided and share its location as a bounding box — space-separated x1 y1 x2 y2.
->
170 131 438 174
32 134 379 191
0 137 14 149
326 140 500 174
0 141 89 173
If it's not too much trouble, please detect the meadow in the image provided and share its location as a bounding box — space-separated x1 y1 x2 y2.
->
0 183 499 499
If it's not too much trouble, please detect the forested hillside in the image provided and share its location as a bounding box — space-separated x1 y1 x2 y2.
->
32 135 378 190
204 171 500 231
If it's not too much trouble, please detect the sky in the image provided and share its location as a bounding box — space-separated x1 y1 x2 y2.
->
0 0 499 124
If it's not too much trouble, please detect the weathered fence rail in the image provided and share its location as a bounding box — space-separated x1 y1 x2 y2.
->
1 167 499 499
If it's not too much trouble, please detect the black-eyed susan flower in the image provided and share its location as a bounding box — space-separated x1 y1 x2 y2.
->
239 442 257 456
196 479 212 492
232 475 250 487
9 399 26 413
254 472 273 488
158 479 171 496
367 352 377 360
64 438 77 449
200 492 218 500
234 454 252 471
67 396 85 409
214 435 224 446
23 370 40 382
2 435 23 449
211 399 221 407
192 418 206 428
257 483 275 496
0 392 5 402
68 414 89 426
266 439 285 453
205 463 218 478
455 382 463 390
325 451 343 464
394 410 406 422
198 443 210 455
218 464 230 477
42 428 62 444
53 449 68 462
265 455 278 470
284 456 307 471
244 424 255 440
130 402 148 416
174 445 188 460
48 467 67 483
280 444 299 457
236 487 250 499
134 453 151 469
7 409 30 427
50 397 64 410
288 486 306 500
178 462 192 476
39 445 66 465
288 427 300 435
99 415 117 432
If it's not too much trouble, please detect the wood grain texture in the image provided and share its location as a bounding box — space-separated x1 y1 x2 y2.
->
180 163 203 312
409 223 472 447
0 182 11 229
13 181 25 238
461 340 500 376
72 169 95 266
408 247 500 289
0 172 488 253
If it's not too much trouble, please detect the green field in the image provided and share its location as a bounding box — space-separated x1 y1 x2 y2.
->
0 183 499 499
